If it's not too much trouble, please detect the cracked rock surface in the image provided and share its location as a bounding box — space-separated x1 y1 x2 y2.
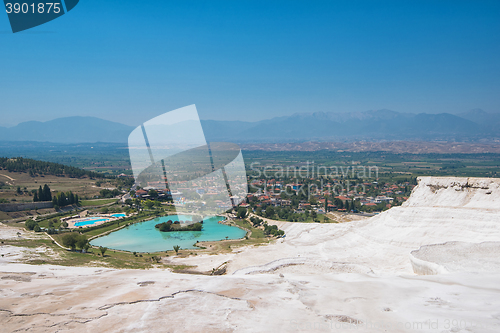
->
1 177 500 332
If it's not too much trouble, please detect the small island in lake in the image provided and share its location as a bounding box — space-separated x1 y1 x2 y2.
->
155 220 203 232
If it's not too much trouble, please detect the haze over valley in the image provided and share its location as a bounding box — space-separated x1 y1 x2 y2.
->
1 109 499 144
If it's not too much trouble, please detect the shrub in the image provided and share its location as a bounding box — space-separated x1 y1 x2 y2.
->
62 233 88 251
237 207 247 219
25 219 37 230
99 246 107 256
263 224 285 237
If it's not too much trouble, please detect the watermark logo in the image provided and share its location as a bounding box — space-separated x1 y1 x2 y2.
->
128 105 248 222
248 161 379 199
3 0 79 33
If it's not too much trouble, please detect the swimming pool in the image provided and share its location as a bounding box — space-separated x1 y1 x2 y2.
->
74 217 112 227
71 213 127 227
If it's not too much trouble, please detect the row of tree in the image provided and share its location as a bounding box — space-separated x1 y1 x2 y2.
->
263 223 285 237
0 157 106 179
25 219 41 232
52 191 79 207
61 233 89 252
33 184 52 202
99 189 121 198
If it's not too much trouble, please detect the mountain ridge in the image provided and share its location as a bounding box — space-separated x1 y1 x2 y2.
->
0 110 498 144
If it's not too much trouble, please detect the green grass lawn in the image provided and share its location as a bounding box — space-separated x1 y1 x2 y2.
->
3 214 275 271
234 219 266 238
80 199 118 206
37 218 62 229
2 233 194 270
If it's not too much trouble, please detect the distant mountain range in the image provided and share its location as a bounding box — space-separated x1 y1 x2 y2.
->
0 109 499 144
203 109 500 143
0 117 133 143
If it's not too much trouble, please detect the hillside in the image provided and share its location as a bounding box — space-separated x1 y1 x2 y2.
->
0 157 106 179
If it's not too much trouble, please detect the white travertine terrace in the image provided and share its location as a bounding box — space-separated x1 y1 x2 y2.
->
1 177 500 332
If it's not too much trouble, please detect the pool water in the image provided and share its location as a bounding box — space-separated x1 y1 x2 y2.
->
90 215 246 252
74 218 112 227
73 213 126 227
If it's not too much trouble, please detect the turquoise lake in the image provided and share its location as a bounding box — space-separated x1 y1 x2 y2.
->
90 215 246 253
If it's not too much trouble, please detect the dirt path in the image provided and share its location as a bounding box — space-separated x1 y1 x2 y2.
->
0 174 15 181
45 232 71 250
326 211 370 223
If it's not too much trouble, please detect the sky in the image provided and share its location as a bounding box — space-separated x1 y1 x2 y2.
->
0 0 499 127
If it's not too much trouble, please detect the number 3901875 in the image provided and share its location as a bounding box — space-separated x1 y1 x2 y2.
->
5 3 61 14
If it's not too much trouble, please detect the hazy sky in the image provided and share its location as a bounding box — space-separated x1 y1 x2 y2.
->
1 0 499 127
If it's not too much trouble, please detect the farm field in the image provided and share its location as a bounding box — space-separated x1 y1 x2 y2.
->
0 170 102 203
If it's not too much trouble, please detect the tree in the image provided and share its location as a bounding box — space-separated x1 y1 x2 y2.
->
351 200 357 212
38 186 44 202
145 200 155 210
148 189 158 198
33 192 38 202
62 233 78 250
76 236 89 252
62 233 88 251
0 157 105 179
25 219 37 230
58 192 67 207
43 184 52 202
68 192 75 205
265 206 275 219
237 207 247 219
173 245 180 254
99 189 120 198
334 198 343 210
99 246 107 256
82 243 90 252
324 196 328 212
134 198 141 209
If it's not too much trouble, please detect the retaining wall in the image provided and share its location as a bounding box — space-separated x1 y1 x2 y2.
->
0 201 53 212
